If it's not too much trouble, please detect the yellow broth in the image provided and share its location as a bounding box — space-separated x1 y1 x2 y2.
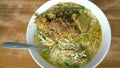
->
34 2 102 68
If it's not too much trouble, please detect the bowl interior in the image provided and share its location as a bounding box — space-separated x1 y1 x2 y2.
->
26 0 111 68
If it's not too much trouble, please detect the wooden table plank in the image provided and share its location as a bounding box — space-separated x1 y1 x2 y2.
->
0 0 120 68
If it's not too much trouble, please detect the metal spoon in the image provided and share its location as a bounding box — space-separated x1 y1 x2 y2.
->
2 42 49 50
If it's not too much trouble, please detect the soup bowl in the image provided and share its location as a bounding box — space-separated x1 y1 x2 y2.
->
26 0 111 68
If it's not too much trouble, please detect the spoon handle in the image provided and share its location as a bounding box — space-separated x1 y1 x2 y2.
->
2 42 49 50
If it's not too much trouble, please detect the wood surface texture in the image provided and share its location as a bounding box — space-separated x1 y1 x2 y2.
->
0 0 120 68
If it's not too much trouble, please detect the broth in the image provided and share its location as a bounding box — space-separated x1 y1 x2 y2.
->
34 2 102 68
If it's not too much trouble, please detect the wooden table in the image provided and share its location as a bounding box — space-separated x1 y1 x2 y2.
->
0 0 120 68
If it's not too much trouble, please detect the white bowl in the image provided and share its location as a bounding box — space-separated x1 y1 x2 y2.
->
26 0 111 68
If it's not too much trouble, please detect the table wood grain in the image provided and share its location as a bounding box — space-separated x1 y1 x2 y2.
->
0 0 120 68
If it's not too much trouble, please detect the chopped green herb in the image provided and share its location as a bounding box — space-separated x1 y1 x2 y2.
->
74 65 79 68
64 62 70 66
